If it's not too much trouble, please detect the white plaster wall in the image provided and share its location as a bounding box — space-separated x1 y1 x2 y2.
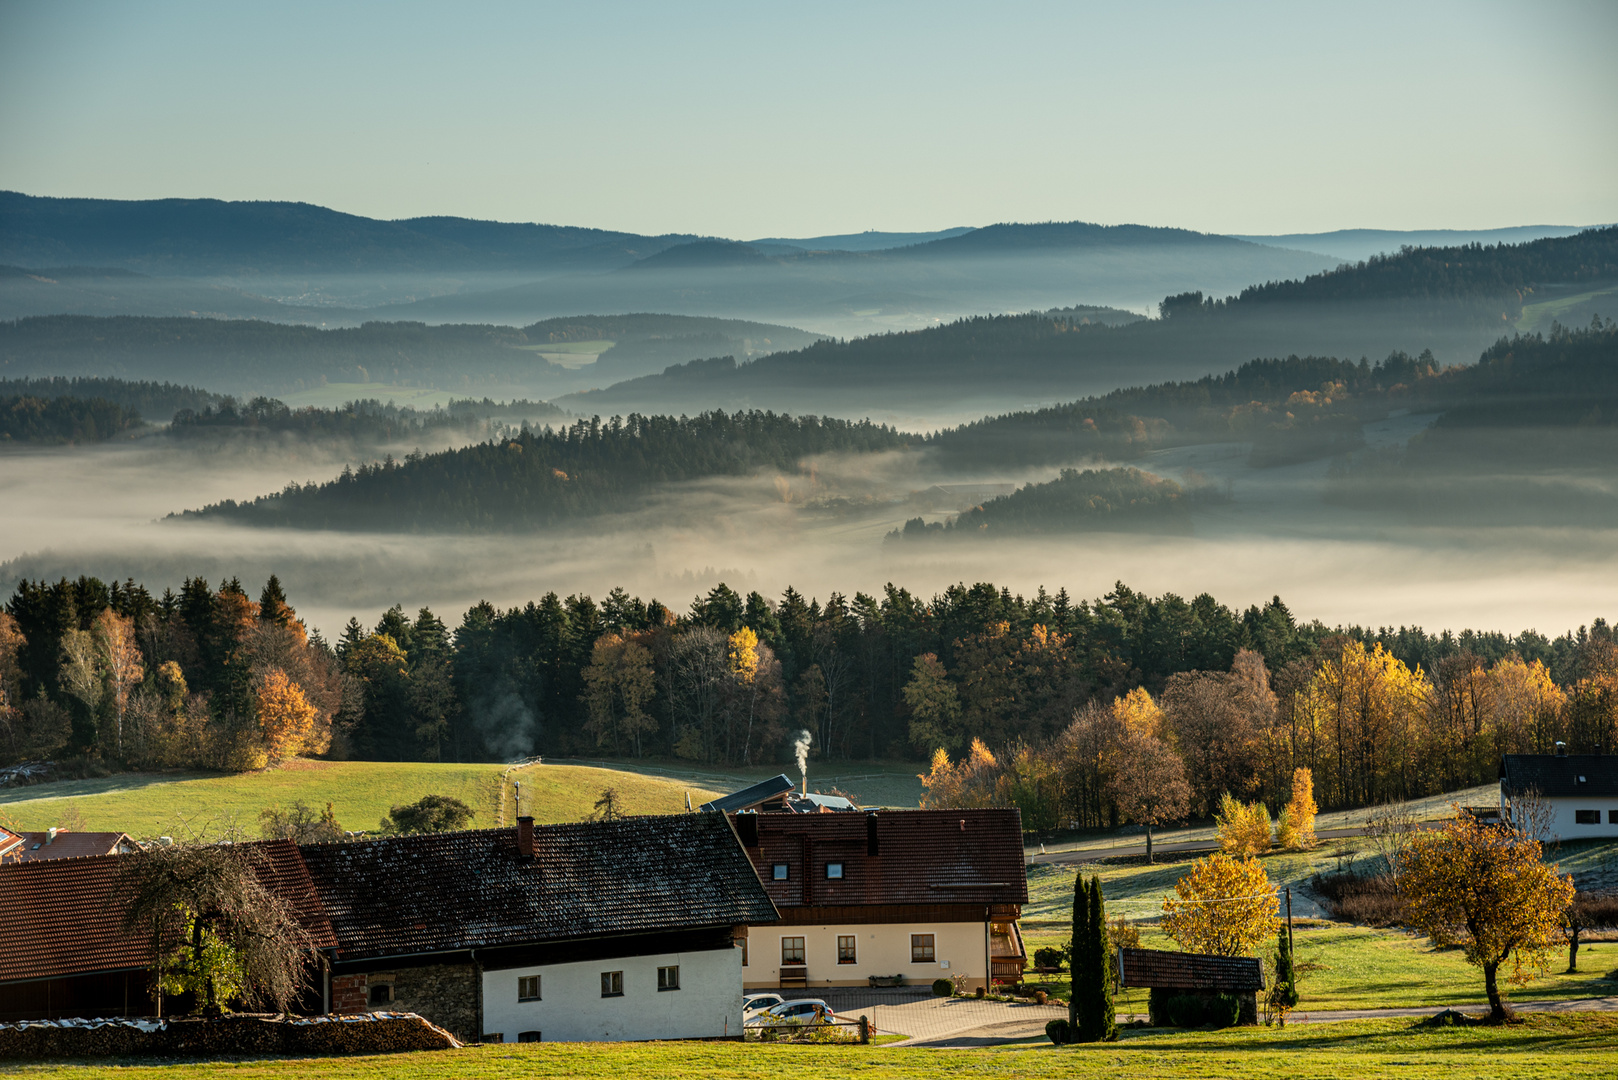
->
743 922 989 990
1545 796 1618 839
482 945 742 1043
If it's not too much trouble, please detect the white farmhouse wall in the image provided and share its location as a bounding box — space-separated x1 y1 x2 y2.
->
743 921 988 990
482 945 742 1043
1544 796 1618 839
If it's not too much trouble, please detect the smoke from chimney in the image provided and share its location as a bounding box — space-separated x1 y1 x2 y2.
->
793 730 812 795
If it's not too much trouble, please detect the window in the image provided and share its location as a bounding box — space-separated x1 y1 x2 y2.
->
741 937 749 966
1610 810 1618 824
781 936 806 964
368 984 393 1005
517 1031 542 1043
772 863 790 880
1575 809 1600 824
600 971 624 997
911 934 936 963
517 975 540 1002
838 935 857 964
658 965 680 991
826 862 844 879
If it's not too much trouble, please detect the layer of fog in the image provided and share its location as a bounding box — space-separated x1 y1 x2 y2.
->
4 432 1616 645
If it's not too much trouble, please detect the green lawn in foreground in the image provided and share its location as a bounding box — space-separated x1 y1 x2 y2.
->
0 760 722 840
6 1016 1615 1080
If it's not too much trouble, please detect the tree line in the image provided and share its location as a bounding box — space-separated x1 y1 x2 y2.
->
0 393 141 444
886 467 1201 541
3 574 1613 827
168 395 565 444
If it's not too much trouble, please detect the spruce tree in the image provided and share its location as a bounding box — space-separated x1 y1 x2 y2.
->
1273 926 1299 1021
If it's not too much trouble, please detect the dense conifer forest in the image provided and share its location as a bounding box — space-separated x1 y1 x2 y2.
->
0 394 142 444
3 573 1612 830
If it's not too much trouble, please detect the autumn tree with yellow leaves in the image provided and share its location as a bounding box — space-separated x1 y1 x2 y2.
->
1275 767 1317 850
255 669 318 766
1215 793 1272 857
1109 732 1190 863
1400 809 1575 1021
1162 852 1282 956
581 633 657 756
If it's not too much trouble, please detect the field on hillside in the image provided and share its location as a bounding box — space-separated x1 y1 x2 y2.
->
0 760 722 840
7 1015 1615 1080
556 758 928 809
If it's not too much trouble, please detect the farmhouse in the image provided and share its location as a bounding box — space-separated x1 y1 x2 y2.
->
1500 751 1618 839
733 807 1027 992
0 840 336 1022
0 826 136 862
299 813 777 1043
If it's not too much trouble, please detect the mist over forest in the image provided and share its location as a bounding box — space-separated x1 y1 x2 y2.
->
3 196 1616 784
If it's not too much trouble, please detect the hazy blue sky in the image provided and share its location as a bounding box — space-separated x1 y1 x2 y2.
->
2 0 1613 238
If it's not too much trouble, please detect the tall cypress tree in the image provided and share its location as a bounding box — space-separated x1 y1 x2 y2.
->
1089 875 1116 1041
1067 870 1085 1039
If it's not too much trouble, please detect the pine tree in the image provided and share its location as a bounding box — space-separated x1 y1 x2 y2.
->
1075 875 1115 1041
1272 926 1299 1022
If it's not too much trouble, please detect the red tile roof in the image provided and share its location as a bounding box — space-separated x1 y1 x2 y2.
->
0 840 336 985
744 807 1027 908
9 831 135 862
1116 947 1265 992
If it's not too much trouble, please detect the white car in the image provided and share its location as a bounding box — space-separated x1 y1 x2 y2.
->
745 998 837 1026
742 993 785 1018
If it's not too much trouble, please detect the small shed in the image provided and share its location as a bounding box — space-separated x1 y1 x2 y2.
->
1116 947 1265 1025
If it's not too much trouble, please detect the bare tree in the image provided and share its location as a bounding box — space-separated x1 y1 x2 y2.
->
1108 733 1191 863
1363 802 1420 888
1503 785 1556 845
118 842 316 1015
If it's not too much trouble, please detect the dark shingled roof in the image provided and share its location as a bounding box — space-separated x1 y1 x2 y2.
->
0 840 336 985
1501 754 1618 798
298 814 778 962
1117 947 1265 992
746 807 1027 908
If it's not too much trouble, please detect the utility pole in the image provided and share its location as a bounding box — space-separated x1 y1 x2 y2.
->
1285 886 1294 955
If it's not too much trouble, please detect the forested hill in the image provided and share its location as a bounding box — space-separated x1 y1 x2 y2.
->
0 312 823 397
168 395 567 445
566 227 1618 416
0 191 702 275
0 375 222 418
184 411 913 531
1 394 141 444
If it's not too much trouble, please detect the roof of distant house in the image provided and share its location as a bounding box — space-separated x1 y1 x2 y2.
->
743 807 1028 908
4 830 136 862
0 840 336 985
699 773 797 814
1500 754 1618 798
298 813 778 963
1117 947 1265 992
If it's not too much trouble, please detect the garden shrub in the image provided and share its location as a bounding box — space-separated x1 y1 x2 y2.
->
1044 1018 1070 1045
931 978 954 997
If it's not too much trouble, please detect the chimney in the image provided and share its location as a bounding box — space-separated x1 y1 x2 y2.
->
46 827 57 846
736 813 759 848
802 772 808 797
517 816 534 860
1555 741 1568 757
866 811 879 857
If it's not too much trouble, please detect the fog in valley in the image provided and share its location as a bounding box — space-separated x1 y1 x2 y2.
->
5 424 1615 643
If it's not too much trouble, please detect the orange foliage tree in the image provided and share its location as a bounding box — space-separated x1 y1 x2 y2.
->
1400 809 1575 1021
255 669 318 765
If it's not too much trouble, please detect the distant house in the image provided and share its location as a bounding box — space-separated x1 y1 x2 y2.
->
1116 947 1265 1025
299 814 778 1043
0 840 336 1022
0 827 136 862
734 807 1027 992
699 774 858 814
1501 751 1618 838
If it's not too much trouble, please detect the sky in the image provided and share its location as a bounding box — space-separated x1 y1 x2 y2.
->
1 0 1615 238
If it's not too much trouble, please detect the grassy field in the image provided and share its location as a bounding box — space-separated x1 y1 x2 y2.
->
6 1015 1615 1080
0 759 722 840
514 339 615 368
555 758 928 809
272 383 458 410
1515 282 1618 334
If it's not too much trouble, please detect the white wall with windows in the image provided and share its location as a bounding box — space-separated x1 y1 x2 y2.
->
742 921 989 991
482 945 742 1043
1538 796 1618 838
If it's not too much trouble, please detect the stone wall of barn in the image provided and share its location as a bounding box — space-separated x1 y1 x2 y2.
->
331 963 481 1043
